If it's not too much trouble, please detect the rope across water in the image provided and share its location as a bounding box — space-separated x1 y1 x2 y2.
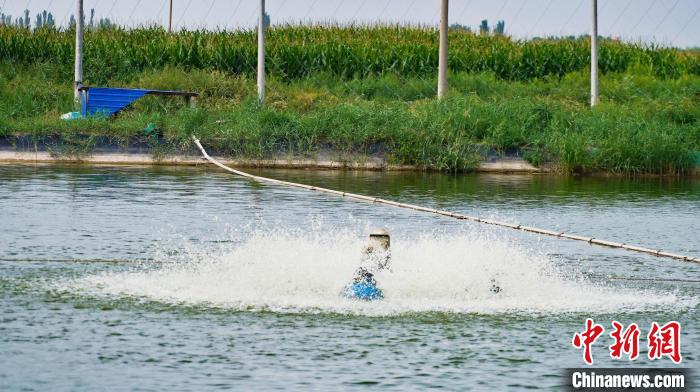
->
192 136 700 265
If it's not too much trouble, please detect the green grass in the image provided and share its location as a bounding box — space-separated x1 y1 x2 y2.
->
0 24 699 174
1 61 698 174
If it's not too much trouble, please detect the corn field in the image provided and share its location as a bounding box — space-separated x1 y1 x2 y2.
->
1 24 698 84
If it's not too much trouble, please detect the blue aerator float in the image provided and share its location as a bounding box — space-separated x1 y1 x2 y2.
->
341 228 391 301
342 281 384 301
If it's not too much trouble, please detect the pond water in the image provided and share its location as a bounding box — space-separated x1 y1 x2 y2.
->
1 165 698 390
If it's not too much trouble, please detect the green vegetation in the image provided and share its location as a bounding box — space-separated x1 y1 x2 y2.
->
2 24 699 82
0 25 699 174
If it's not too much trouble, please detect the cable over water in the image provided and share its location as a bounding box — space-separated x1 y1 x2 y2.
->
0 257 155 263
192 136 700 265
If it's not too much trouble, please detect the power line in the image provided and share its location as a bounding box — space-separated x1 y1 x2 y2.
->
105 0 118 24
492 0 508 22
671 3 700 43
127 0 143 26
174 0 192 30
455 0 474 22
45 0 54 16
506 0 527 30
560 0 585 36
245 0 259 27
627 0 656 36
378 0 393 20
331 0 344 20
202 0 216 26
350 0 369 22
302 0 319 21
60 0 74 25
608 0 633 32
156 0 168 25
651 0 681 35
400 0 418 22
228 0 243 30
526 0 554 37
274 0 288 16
598 0 612 14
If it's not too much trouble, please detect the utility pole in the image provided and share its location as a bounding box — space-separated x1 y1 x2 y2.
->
437 0 448 99
257 0 266 103
168 0 173 33
590 0 598 107
75 0 84 103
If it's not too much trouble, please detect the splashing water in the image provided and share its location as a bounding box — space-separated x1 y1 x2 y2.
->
70 228 685 316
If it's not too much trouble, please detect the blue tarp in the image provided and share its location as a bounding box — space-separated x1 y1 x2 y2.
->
81 88 151 117
80 87 196 117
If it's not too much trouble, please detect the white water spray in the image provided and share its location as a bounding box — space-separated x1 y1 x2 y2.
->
68 226 689 316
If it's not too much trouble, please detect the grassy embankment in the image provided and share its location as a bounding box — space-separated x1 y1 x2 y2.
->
1 25 699 174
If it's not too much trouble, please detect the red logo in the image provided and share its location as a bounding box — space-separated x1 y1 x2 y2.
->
609 321 640 360
648 321 682 364
572 318 605 365
572 320 682 365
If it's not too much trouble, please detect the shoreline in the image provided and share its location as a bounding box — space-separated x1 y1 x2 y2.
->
1 136 697 176
2 150 699 177
0 149 543 173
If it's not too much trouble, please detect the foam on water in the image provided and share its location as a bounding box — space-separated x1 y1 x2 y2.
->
69 228 688 316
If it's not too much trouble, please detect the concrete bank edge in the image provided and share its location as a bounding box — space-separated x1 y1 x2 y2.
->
0 150 544 173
